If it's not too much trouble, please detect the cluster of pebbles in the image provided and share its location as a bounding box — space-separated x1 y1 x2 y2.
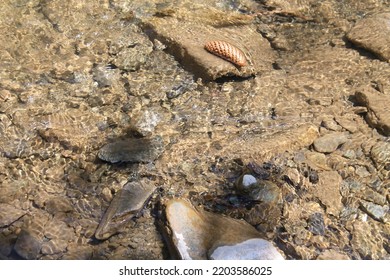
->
0 0 389 260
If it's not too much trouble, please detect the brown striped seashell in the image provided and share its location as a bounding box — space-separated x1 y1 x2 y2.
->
204 40 247 67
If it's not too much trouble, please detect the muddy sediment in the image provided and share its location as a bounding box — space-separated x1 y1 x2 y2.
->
0 0 389 260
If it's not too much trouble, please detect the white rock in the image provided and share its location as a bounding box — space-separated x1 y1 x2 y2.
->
209 238 284 260
242 174 258 188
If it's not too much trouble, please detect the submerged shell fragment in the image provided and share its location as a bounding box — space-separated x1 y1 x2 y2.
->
204 40 247 67
95 180 157 240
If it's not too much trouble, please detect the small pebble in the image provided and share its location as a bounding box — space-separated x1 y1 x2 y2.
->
241 174 258 188
101 187 113 202
343 149 356 159
131 109 161 136
355 166 371 178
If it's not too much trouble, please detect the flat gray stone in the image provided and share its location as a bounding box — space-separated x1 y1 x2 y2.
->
98 136 164 163
313 132 349 153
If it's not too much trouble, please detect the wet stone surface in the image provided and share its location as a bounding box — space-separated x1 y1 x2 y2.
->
98 136 164 163
347 12 390 62
313 171 343 216
313 132 349 153
144 18 275 80
209 238 284 260
1 0 390 260
0 204 26 228
307 213 326 236
360 201 389 223
14 230 42 260
354 87 390 136
163 199 284 260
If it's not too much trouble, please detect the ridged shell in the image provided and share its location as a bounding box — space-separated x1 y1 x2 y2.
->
204 40 247 67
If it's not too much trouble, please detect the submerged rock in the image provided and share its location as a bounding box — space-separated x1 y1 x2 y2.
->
347 12 390 62
357 188 387 206
313 171 343 216
250 180 281 203
92 64 120 87
355 87 390 136
14 230 42 260
335 115 359 133
304 151 331 171
224 124 319 163
37 109 107 153
245 202 281 233
41 239 67 255
98 136 164 163
13 211 50 259
351 220 388 259
131 109 161 136
235 176 282 232
307 213 325 236
236 176 281 203
321 118 342 131
143 10 275 80
317 249 350 260
0 235 16 258
95 180 156 240
41 219 74 255
113 43 153 71
370 141 390 181
360 201 389 223
0 204 26 227
313 132 349 153
371 141 390 168
163 199 284 260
